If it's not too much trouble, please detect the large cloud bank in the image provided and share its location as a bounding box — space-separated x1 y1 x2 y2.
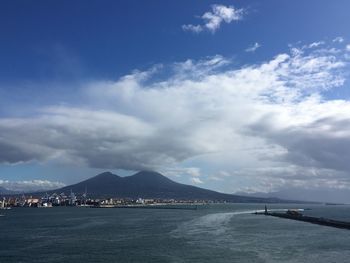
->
1 42 350 193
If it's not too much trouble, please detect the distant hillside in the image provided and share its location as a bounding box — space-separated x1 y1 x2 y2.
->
48 171 290 203
235 188 341 204
0 186 17 195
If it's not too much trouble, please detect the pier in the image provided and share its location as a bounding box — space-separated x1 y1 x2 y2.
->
255 206 350 230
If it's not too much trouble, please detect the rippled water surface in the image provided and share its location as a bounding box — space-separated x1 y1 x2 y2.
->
1 204 350 262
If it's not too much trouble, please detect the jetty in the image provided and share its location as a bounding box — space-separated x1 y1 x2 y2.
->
255 205 350 230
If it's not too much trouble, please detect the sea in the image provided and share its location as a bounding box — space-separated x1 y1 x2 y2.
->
1 203 350 263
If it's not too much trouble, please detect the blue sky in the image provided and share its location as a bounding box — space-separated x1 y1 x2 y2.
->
1 0 349 82
1 1 350 202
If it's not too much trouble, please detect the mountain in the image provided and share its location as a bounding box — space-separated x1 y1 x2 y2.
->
0 186 16 195
49 171 291 203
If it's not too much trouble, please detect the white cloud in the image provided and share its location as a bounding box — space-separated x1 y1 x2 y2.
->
162 167 201 178
0 180 65 192
182 4 244 33
309 41 325 48
245 42 261 52
346 44 350 51
191 177 204 184
182 24 203 33
0 41 350 194
333 36 344 43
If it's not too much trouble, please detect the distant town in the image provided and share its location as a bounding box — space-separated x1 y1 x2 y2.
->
0 190 216 209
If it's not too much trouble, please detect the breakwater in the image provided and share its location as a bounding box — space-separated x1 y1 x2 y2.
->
255 208 350 230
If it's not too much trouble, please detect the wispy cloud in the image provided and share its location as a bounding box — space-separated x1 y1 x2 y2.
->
245 42 261 52
333 36 344 43
162 167 201 178
308 41 324 48
0 180 65 192
182 4 245 33
191 177 203 184
182 24 203 33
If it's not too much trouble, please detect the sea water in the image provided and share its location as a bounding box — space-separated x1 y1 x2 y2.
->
1 203 350 262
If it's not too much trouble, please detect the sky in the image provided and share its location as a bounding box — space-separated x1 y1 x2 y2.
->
1 0 350 202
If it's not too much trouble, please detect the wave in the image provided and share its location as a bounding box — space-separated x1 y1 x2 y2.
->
172 210 256 238
171 208 306 239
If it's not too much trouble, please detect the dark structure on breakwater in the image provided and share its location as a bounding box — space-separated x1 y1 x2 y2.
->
255 206 350 230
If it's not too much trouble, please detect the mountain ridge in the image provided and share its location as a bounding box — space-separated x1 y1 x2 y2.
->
46 171 297 203
0 186 16 195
